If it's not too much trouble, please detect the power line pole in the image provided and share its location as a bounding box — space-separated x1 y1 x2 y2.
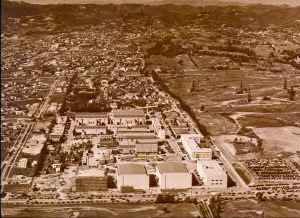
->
240 80 243 94
284 77 287 89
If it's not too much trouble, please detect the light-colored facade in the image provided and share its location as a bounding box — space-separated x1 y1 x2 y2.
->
197 160 227 188
76 169 107 192
74 125 107 135
49 124 65 142
135 143 158 153
181 134 212 160
111 109 146 125
156 162 192 189
117 163 149 190
75 113 108 125
158 129 166 140
17 158 27 168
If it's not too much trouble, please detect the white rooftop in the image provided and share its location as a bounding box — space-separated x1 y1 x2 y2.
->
197 160 227 177
181 134 206 153
77 168 105 177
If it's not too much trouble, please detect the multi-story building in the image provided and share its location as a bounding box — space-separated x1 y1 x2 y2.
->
156 162 192 189
74 125 107 136
181 134 212 160
117 163 149 191
17 158 27 168
76 169 107 192
49 124 65 142
197 160 227 188
75 113 108 126
111 109 146 125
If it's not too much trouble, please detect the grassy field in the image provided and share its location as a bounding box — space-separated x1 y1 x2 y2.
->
221 199 300 218
146 52 300 137
2 203 200 218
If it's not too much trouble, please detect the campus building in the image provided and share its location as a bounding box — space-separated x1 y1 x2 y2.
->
156 162 192 189
181 134 212 160
197 160 227 188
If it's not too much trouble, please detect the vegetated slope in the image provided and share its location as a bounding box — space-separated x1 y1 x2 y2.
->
2 0 300 32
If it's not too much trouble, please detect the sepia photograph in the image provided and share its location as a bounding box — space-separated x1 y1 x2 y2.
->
1 0 300 217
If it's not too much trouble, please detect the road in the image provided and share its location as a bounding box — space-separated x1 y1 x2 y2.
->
155 74 249 193
211 140 250 192
1 123 34 190
35 79 59 119
2 78 59 191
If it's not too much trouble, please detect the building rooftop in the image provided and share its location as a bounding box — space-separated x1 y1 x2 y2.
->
75 112 108 118
181 134 206 153
75 125 106 129
197 160 227 177
112 109 145 117
119 133 157 139
77 168 106 177
118 163 147 175
157 162 189 174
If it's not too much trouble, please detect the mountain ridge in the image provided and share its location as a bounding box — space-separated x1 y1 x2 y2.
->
8 0 300 6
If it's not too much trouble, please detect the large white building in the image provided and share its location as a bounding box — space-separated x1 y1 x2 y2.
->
111 110 146 125
74 125 107 136
17 158 28 168
75 113 108 126
181 134 212 160
197 160 227 188
156 162 192 189
117 163 149 190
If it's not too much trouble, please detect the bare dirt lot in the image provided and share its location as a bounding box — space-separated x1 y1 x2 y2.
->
252 126 300 152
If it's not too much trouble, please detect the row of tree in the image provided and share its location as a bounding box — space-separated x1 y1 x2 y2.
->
151 70 209 136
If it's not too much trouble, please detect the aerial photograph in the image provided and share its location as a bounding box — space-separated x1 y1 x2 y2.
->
1 0 300 217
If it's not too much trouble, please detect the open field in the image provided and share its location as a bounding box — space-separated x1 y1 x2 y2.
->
252 126 300 153
2 203 200 218
221 199 300 218
146 53 300 137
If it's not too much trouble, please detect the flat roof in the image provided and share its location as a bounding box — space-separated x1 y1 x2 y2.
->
118 163 147 175
181 134 206 153
157 162 189 174
77 168 105 177
75 125 106 129
119 133 157 139
112 109 145 117
197 160 227 177
75 112 108 118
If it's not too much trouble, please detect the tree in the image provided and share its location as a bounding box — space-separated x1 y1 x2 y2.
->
256 192 264 200
162 207 170 213
155 194 163 203
107 175 117 189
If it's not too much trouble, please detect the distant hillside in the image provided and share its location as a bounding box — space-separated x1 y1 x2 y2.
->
8 0 300 6
2 0 300 32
